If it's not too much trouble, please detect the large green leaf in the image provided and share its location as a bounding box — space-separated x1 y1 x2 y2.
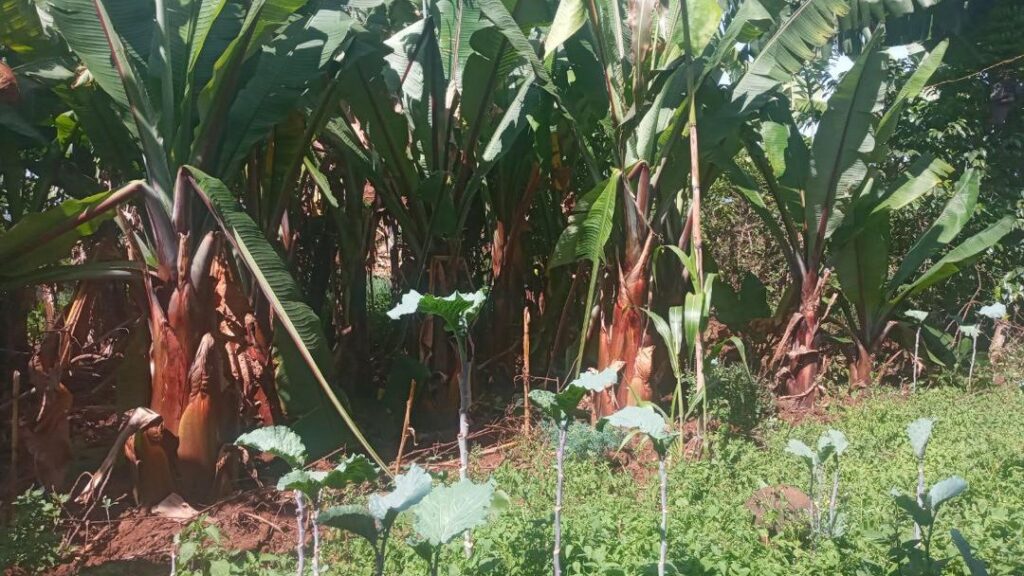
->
235 425 307 469
0 188 130 277
530 365 620 422
478 0 550 85
805 35 883 257
214 7 352 176
0 261 144 290
322 454 378 489
833 212 889 340
889 168 980 290
600 405 669 439
550 171 620 268
731 0 849 113
369 464 433 524
49 0 174 205
873 39 947 155
893 216 1015 306
906 417 933 460
412 479 496 546
185 166 386 471
387 289 486 336
544 0 586 54
318 505 378 544
927 476 967 513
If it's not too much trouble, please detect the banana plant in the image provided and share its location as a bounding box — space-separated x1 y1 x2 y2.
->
23 0 388 504
529 364 620 576
598 404 679 576
547 0 851 414
235 426 377 576
785 429 849 541
319 464 434 576
735 37 1012 397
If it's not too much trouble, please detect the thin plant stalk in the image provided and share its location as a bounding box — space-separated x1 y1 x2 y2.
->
374 525 392 576
967 333 977 391
295 492 306 576
912 326 921 392
658 456 668 576
456 337 473 557
523 306 531 435
828 461 840 534
553 424 568 576
915 456 925 541
681 0 707 445
312 495 321 575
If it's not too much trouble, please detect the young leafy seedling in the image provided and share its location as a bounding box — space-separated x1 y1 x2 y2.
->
785 429 849 541
235 426 376 575
599 405 679 576
957 324 981 389
904 310 929 391
891 418 987 575
410 478 501 576
318 464 433 576
388 292 484 477
529 365 620 576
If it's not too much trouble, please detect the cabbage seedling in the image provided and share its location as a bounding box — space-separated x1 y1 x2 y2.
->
958 325 980 390
388 290 486 557
410 478 502 576
904 310 929 391
895 418 987 574
785 429 849 541
529 365 620 576
235 426 376 575
319 464 433 576
599 405 679 576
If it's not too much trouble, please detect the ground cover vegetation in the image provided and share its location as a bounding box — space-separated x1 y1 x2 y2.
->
1 0 1022 573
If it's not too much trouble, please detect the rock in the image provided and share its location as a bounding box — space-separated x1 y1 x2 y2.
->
744 484 812 537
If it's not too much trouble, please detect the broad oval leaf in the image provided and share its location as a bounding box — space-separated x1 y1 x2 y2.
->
412 479 497 546
927 476 968 513
906 417 934 460
891 489 933 528
785 439 816 466
951 528 990 576
277 469 326 497
387 289 487 335
235 426 307 469
318 505 378 545
600 405 671 442
368 464 433 523
322 454 378 489
978 303 1006 320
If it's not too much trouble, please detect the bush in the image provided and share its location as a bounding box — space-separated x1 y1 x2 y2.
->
0 489 67 573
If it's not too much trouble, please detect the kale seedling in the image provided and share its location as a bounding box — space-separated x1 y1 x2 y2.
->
529 365 620 576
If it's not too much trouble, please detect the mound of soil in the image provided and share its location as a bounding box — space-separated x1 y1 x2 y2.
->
52 488 299 575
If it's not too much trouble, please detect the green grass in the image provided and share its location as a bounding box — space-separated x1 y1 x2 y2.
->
323 385 1024 576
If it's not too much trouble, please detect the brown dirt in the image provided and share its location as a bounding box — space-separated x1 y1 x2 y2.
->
51 488 299 575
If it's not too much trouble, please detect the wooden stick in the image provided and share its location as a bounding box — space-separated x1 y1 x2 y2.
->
522 306 531 435
394 379 417 475
10 371 19 502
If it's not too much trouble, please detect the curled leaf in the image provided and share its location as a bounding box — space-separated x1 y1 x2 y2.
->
235 426 307 469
